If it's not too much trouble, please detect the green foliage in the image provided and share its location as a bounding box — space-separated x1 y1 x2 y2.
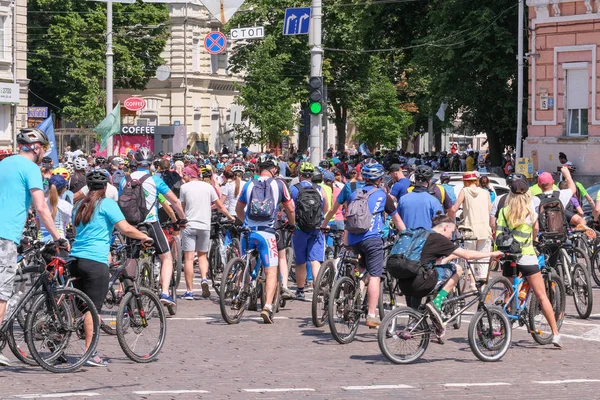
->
351 63 413 150
28 0 169 125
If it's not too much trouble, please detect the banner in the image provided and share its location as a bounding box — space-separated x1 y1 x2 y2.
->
94 101 121 151
359 142 369 156
37 116 59 167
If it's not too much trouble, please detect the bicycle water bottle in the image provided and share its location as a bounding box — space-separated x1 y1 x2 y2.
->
153 259 161 277
5 291 23 318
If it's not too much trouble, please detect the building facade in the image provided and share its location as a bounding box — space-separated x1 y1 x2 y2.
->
524 0 600 182
0 0 29 150
114 1 243 154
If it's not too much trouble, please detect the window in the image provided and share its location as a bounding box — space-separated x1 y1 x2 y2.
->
193 112 201 133
566 68 589 136
0 104 9 139
0 17 6 60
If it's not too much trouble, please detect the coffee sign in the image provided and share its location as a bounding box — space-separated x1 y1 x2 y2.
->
123 97 146 111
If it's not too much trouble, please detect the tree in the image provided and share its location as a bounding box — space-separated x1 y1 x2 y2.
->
351 63 413 150
413 0 524 165
28 0 169 124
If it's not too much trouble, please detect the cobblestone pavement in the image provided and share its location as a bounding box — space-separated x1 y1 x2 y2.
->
3 273 600 400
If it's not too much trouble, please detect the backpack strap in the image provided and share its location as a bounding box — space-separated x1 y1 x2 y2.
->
552 190 560 198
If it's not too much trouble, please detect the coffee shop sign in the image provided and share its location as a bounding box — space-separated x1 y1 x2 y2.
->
121 125 176 135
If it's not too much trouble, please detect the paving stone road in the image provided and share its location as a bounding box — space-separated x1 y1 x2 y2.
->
3 274 600 400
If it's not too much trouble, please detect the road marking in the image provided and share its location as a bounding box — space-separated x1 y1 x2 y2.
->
533 379 600 384
169 317 214 320
443 383 511 387
133 390 210 395
341 385 414 390
247 316 289 320
243 388 315 393
12 393 100 399
560 333 600 342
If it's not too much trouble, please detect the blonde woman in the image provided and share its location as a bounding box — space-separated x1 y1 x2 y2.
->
174 160 185 179
496 178 562 348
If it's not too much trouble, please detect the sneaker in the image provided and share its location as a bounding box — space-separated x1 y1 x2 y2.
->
281 287 295 301
552 334 563 349
201 280 211 298
85 353 108 367
426 303 446 338
366 315 380 328
261 308 274 324
295 290 305 300
183 291 194 300
305 282 314 292
159 293 175 306
0 352 11 367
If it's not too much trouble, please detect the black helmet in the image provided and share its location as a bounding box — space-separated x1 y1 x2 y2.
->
41 156 53 165
258 154 277 169
17 128 49 146
311 173 323 183
158 151 165 158
173 152 184 162
86 170 109 190
414 165 434 182
319 160 330 169
134 147 154 165
95 156 106 165
506 173 527 185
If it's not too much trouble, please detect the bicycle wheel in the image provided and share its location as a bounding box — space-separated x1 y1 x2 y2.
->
100 282 121 335
571 262 593 319
219 257 249 324
571 246 591 274
529 272 566 344
116 287 166 363
468 306 512 362
482 276 514 309
377 306 430 364
444 286 462 330
286 246 296 283
227 238 241 260
171 236 183 288
7 296 38 366
137 259 154 291
592 249 600 287
379 271 397 317
328 276 360 344
312 260 335 327
167 267 178 316
26 288 100 373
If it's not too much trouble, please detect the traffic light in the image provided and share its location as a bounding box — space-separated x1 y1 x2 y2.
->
308 76 323 115
299 109 310 136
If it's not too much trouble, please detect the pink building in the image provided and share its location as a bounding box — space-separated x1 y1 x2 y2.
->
524 0 600 182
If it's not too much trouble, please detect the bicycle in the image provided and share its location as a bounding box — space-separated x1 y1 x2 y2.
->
378 262 512 364
0 241 100 373
162 220 183 289
483 252 566 345
219 227 282 324
208 215 241 298
102 239 168 363
540 233 593 319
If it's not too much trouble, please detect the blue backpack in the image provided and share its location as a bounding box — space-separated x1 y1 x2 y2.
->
386 228 433 279
248 178 276 221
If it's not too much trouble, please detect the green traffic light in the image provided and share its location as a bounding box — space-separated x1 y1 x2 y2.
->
309 102 322 114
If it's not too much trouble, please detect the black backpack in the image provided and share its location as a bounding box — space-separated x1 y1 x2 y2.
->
162 171 182 198
294 183 323 232
536 191 568 239
118 174 152 225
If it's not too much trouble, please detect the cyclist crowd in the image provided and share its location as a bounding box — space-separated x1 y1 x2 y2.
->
1 128 599 370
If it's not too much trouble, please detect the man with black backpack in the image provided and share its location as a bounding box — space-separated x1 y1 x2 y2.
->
291 162 329 301
236 154 295 324
118 147 187 307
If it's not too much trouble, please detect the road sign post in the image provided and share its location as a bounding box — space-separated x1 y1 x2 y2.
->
283 7 311 35
308 0 322 165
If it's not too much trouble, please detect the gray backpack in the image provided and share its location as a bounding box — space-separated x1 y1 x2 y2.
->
346 187 379 234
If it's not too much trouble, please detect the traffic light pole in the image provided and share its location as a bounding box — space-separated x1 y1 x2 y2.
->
106 0 114 156
309 0 323 165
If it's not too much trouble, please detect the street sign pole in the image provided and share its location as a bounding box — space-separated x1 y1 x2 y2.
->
106 0 114 156
309 0 322 165
516 0 524 158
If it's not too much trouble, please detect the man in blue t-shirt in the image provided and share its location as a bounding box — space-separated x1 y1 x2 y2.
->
118 147 187 307
290 162 329 300
0 128 66 367
322 161 405 328
388 163 410 201
398 166 444 230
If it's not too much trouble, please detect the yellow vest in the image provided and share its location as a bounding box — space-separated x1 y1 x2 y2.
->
496 207 535 256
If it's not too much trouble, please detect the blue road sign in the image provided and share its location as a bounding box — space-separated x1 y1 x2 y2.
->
204 31 227 55
174 120 181 126
283 8 311 36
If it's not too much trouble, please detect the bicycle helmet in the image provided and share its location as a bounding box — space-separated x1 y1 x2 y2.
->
134 147 153 165
299 161 315 175
361 162 385 181
258 154 277 169
414 165 434 182
173 152 184 162
112 157 124 166
74 157 88 171
199 165 212 178
231 163 245 173
41 156 53 165
16 128 49 146
95 156 107 166
158 151 165 158
65 161 74 175
506 173 527 185
53 167 70 180
319 160 331 170
86 170 109 190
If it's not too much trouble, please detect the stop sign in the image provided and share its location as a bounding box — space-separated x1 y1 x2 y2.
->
124 97 146 111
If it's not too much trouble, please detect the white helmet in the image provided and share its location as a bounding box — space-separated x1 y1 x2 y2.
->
112 157 124 166
74 157 88 171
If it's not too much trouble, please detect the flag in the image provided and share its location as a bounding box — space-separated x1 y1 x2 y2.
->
37 115 58 167
359 143 369 156
94 101 121 151
436 102 448 122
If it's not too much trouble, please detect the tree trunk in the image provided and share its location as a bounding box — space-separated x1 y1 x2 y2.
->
332 98 347 152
